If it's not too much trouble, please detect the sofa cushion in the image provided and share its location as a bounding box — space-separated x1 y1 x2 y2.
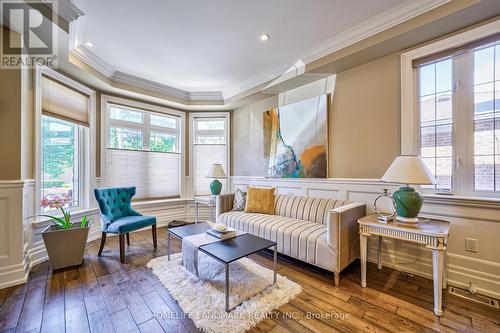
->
232 188 247 211
218 211 337 271
245 187 275 214
106 215 156 234
274 195 348 224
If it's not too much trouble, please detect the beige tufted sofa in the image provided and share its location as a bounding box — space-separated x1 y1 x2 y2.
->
216 193 366 286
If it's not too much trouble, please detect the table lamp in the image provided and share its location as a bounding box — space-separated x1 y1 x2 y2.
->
381 155 435 223
205 163 227 195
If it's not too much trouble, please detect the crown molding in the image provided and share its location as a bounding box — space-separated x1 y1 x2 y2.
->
67 0 451 106
52 0 84 23
188 91 224 101
71 46 115 78
111 70 189 99
69 47 224 104
112 71 224 102
36 0 84 21
297 0 451 66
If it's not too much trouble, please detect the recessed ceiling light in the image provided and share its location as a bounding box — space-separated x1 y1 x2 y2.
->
84 41 95 48
260 33 270 42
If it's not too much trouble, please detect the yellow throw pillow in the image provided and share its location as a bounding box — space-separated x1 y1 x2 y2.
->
244 187 275 214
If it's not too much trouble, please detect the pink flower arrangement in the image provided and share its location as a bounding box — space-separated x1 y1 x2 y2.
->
40 194 71 209
37 194 89 229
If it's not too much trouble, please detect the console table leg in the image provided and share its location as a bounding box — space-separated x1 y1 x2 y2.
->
225 263 230 312
443 251 447 289
167 232 171 261
433 249 444 316
377 236 383 270
273 245 277 284
195 202 199 224
360 234 368 288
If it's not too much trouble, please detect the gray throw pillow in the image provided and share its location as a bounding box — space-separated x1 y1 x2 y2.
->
232 188 247 211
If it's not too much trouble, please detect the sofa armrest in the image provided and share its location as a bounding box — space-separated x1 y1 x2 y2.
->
327 202 366 272
216 194 234 218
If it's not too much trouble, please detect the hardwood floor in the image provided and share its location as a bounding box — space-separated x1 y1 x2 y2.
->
1 227 499 333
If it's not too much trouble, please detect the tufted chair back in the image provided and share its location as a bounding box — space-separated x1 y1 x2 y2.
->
94 187 139 227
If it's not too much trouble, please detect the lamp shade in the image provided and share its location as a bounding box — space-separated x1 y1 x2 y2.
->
205 163 227 179
381 155 435 185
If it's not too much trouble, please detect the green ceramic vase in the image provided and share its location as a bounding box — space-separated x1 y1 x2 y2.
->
210 179 222 195
392 186 423 218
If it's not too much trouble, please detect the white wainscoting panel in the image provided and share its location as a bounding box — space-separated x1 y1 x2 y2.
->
0 181 29 289
0 197 8 260
230 176 500 299
306 188 340 200
2 175 499 300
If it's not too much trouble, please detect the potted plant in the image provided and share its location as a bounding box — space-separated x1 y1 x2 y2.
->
37 194 91 270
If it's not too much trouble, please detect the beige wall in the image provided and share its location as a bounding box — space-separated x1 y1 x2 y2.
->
330 53 400 178
0 27 22 180
232 53 400 178
20 67 35 180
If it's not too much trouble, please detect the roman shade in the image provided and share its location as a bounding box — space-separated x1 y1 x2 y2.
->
193 144 227 195
106 149 180 199
42 76 90 126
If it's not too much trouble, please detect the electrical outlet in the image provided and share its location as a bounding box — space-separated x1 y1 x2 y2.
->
465 238 478 253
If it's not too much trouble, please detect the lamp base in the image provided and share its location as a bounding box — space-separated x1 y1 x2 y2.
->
396 215 419 224
210 179 222 195
392 186 423 223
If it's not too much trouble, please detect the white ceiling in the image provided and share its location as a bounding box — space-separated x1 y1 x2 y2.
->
71 0 410 99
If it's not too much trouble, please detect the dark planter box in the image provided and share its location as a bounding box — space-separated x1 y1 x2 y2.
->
42 223 90 270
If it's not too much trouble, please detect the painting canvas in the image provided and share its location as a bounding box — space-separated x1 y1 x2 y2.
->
263 94 329 178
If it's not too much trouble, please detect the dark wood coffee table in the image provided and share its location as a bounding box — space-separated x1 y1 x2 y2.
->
167 222 277 312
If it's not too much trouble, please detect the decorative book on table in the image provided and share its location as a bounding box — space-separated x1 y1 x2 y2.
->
206 228 237 240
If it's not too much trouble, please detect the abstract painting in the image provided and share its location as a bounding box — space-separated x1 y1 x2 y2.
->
263 94 329 178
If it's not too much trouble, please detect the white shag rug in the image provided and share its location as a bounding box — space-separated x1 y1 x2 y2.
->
147 252 301 333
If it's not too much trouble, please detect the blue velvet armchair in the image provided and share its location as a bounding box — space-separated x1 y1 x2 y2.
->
94 187 157 263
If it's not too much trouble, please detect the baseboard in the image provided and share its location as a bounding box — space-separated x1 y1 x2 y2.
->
366 242 500 300
0 262 29 290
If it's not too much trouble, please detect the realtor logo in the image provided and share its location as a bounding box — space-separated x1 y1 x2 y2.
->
1 0 58 68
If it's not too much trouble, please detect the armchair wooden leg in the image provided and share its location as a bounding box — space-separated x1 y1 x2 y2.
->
334 272 340 287
126 233 130 246
98 232 106 256
152 224 157 248
119 234 125 264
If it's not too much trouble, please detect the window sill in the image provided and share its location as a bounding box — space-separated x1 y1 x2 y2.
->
30 199 195 226
31 207 100 227
132 197 194 209
423 193 500 208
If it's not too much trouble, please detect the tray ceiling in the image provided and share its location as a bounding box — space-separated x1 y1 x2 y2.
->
69 0 449 103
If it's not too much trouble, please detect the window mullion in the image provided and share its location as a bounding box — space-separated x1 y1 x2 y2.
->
454 52 474 195
143 113 151 150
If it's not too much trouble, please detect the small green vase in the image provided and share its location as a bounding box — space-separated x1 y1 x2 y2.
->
392 186 423 218
210 179 222 195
